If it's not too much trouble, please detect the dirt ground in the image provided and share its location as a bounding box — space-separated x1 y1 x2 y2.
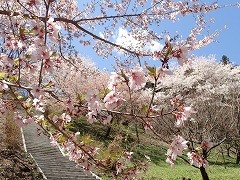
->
0 115 43 180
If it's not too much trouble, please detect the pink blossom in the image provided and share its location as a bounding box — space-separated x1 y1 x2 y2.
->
88 100 102 112
170 95 182 106
23 117 34 124
152 51 162 60
129 66 146 90
116 162 123 175
73 132 80 141
52 115 59 122
66 99 74 113
176 46 188 66
166 135 188 167
170 135 188 156
166 149 175 168
0 81 8 91
158 67 173 79
143 120 152 131
175 106 195 127
47 17 61 42
50 134 58 147
86 111 97 124
86 89 103 121
42 59 54 73
201 139 213 151
124 151 133 162
37 46 50 60
150 105 160 113
31 86 44 98
85 89 99 104
61 113 71 123
108 72 123 90
104 90 123 110
102 115 112 125
187 152 209 168
33 95 45 112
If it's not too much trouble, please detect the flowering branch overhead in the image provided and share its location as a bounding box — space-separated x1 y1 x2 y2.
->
0 0 239 179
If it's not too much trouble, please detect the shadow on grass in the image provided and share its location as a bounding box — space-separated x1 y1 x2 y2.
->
209 161 240 168
133 144 168 165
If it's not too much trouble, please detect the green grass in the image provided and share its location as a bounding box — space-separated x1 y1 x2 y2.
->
70 116 240 179
139 145 240 180
144 163 240 180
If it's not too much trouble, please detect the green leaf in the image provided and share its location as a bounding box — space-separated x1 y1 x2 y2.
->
146 66 156 77
43 81 53 88
98 93 104 98
51 52 57 58
0 72 6 79
25 54 31 59
81 135 94 144
14 58 19 66
57 134 66 143
65 122 74 129
142 105 148 113
164 44 172 58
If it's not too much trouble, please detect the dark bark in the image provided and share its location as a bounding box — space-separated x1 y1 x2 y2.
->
227 146 231 157
200 149 209 180
104 115 113 138
236 149 240 164
200 166 209 180
104 126 112 138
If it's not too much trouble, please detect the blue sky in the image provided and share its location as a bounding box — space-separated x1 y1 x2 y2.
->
76 1 240 70
193 2 240 65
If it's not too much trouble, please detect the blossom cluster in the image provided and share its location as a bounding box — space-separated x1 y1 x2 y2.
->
0 0 235 179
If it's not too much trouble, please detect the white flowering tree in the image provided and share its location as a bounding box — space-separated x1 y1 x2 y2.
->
0 0 239 179
151 56 240 163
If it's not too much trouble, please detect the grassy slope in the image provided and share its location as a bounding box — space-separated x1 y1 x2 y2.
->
69 116 240 179
140 145 240 179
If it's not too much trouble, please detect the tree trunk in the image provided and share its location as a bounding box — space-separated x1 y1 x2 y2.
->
200 166 209 180
104 126 112 138
227 146 231 157
104 117 113 138
236 149 240 164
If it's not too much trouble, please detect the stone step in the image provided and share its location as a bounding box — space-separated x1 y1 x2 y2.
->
22 122 99 180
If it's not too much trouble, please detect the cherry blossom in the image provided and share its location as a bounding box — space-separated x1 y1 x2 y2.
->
102 115 112 125
116 162 123 175
104 90 124 110
0 81 8 91
175 106 195 127
61 113 71 123
85 89 100 104
31 86 44 98
108 72 124 90
33 95 45 112
86 111 98 124
170 95 182 106
0 0 238 179
23 117 35 124
201 139 214 151
124 151 134 162
187 151 209 168
128 66 147 90
166 135 188 167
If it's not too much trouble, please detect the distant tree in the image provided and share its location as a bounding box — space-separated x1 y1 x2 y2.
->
0 1 239 179
152 56 240 164
221 55 232 65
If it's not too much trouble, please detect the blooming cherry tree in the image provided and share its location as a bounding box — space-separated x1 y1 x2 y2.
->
0 0 239 179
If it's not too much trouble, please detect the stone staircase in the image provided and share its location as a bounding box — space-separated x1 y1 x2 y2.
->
22 122 99 180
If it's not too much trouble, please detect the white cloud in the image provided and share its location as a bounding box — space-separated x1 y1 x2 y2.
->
115 27 163 53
